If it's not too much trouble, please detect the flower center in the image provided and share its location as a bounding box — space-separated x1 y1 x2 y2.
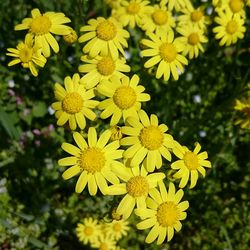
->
191 10 203 22
62 92 84 114
96 20 117 41
157 202 180 227
127 2 140 14
126 176 149 197
229 0 243 13
183 151 199 170
84 226 94 236
113 86 137 109
139 125 164 150
97 57 115 76
188 32 200 45
113 222 122 232
159 43 177 62
152 10 168 25
226 20 238 34
19 47 33 63
30 15 52 35
99 243 108 250
80 147 106 173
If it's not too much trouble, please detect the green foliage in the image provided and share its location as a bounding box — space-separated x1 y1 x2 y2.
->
0 0 249 249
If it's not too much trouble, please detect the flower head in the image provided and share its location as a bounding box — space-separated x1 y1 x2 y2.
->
15 8 71 57
79 17 129 60
91 234 117 250
97 75 150 125
171 142 212 188
6 35 46 76
107 164 165 219
141 32 188 81
121 110 175 172
51 74 99 130
58 127 123 195
104 219 130 240
63 29 78 44
234 98 250 129
136 182 189 244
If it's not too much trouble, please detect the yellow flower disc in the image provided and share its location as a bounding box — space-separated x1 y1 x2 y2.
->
81 147 106 173
188 32 200 45
127 2 140 14
113 222 122 232
139 125 164 150
183 151 199 170
100 243 109 250
159 43 177 62
113 86 137 109
152 10 168 25
97 57 115 76
30 15 52 35
229 0 243 13
126 176 149 197
62 92 84 114
226 20 238 34
157 201 180 227
96 20 117 41
19 47 33 63
84 226 94 236
191 10 203 22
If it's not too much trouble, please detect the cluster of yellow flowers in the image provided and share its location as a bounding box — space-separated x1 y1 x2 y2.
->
76 216 129 250
6 9 76 76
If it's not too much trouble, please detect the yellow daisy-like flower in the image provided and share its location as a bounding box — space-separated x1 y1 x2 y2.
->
234 99 250 129
51 74 99 130
76 217 101 245
165 0 192 11
213 10 246 46
178 5 209 30
97 75 151 125
135 182 189 244
63 28 78 44
104 219 130 240
141 2 176 35
215 0 246 17
78 17 129 60
91 234 117 250
15 8 71 57
171 142 211 189
58 127 123 195
141 32 188 81
107 164 165 219
177 25 208 59
6 35 46 77
112 0 151 28
79 55 130 89
121 110 175 172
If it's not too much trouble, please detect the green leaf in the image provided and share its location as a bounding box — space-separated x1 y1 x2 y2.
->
32 102 47 118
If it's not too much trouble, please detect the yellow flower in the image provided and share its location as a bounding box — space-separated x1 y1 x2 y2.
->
91 234 117 250
97 75 150 125
58 128 123 195
171 142 211 189
121 110 175 172
141 2 176 35
135 182 189 244
141 32 188 81
110 126 123 141
104 219 130 240
105 0 122 9
6 35 46 77
234 99 250 129
177 25 208 59
79 55 130 89
178 5 209 30
112 0 152 28
63 28 78 44
76 217 101 245
213 10 246 46
15 8 71 57
165 0 193 12
107 164 165 219
79 17 129 60
51 74 99 130
215 0 246 17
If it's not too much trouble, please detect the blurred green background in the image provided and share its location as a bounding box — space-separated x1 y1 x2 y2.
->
0 0 250 249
